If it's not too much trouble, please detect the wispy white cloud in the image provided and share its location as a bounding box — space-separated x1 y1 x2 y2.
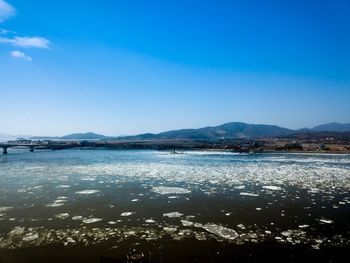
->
0 1 50 61
0 0 15 23
0 36 50 48
10 50 32 61
0 28 16 35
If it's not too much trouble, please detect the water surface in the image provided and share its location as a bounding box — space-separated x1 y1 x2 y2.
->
0 149 349 262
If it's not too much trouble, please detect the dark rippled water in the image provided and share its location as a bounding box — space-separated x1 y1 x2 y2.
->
0 149 349 262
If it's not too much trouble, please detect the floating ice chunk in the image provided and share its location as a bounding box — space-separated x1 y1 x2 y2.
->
240 192 259 197
82 218 102 224
76 190 100 195
234 185 245 190
309 188 320 193
312 244 320 250
66 237 75 243
72 216 83 220
163 212 184 218
237 224 245 230
46 203 64 207
145 219 155 223
81 177 96 181
55 213 70 219
152 186 191 195
263 185 282 191
195 233 207 241
0 207 13 212
275 236 283 241
9 226 25 236
57 185 70 188
298 225 309 229
319 219 334 224
22 233 39 242
256 208 262 211
163 227 178 232
281 231 291 237
202 224 238 240
194 222 203 228
120 212 135 217
181 220 194 227
108 221 117 225
46 198 67 207
131 199 139 202
168 196 179 199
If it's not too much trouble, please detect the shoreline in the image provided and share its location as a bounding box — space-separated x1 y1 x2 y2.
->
2 145 350 155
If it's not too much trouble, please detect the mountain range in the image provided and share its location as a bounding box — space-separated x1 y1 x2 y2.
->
120 122 294 141
1 122 350 142
311 122 350 132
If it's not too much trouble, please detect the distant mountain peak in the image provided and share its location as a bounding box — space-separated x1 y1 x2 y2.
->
311 122 350 132
61 132 108 140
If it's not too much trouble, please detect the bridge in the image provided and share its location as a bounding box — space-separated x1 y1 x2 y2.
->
0 141 79 154
0 142 48 154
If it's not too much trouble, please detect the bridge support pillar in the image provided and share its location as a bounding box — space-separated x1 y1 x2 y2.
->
2 147 8 154
29 146 34 152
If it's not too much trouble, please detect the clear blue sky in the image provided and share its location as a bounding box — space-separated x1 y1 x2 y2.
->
0 0 349 136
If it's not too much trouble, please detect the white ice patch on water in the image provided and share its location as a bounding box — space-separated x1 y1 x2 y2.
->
54 152 350 195
163 227 178 232
9 226 25 236
82 218 102 224
319 219 334 224
263 185 282 191
22 233 39 242
46 197 67 207
163 212 184 218
240 192 259 197
56 185 70 188
55 213 69 219
145 219 155 223
120 212 135 217
81 177 96 181
201 224 239 240
237 224 245 230
46 202 65 207
0 207 13 212
75 190 100 195
181 220 194 227
152 186 191 195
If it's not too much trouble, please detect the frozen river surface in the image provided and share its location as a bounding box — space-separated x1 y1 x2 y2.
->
0 149 349 261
